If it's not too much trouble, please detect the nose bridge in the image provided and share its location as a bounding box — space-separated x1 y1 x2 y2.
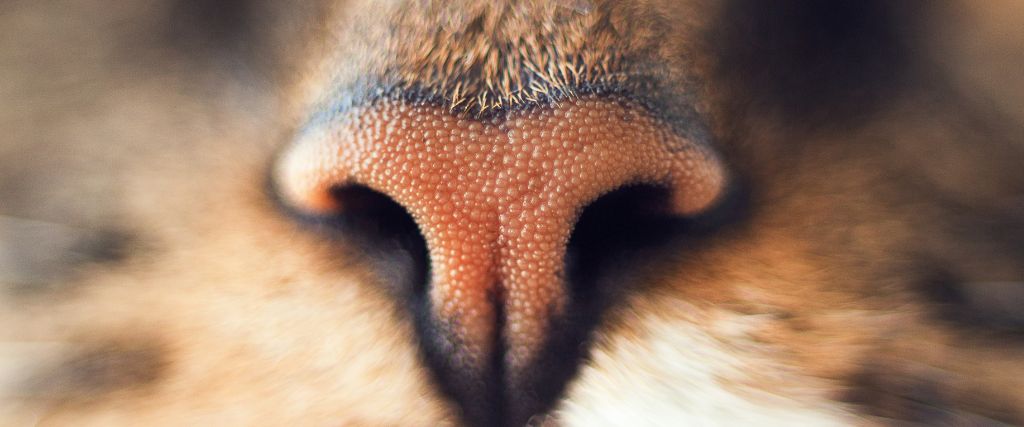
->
275 96 727 389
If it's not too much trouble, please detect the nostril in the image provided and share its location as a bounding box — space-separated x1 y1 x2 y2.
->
562 184 681 354
571 184 677 247
283 183 430 299
568 184 679 285
567 181 743 264
324 184 420 239
565 182 744 323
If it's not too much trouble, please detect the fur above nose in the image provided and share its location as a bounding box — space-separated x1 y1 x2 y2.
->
275 96 726 417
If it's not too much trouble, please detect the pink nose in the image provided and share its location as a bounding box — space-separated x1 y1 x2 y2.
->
275 96 726 381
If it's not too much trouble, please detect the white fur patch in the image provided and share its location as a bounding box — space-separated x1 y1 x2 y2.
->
554 303 852 426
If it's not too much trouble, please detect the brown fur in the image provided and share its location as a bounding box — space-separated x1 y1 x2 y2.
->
1 0 1023 425
294 1 685 112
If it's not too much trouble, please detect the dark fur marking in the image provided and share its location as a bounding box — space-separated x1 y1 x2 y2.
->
842 360 1022 425
1 218 135 295
919 270 1024 336
165 0 255 54
23 341 168 402
713 0 919 127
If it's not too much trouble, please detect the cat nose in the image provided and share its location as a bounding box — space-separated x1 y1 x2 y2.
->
275 96 726 420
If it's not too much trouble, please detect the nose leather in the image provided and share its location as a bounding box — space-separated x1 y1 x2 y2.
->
276 96 726 389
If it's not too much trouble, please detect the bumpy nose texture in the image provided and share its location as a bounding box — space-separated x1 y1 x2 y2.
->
276 96 725 379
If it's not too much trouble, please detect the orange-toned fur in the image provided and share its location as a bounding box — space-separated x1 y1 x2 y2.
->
1 1 1022 425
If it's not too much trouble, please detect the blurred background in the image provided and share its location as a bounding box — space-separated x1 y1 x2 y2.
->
0 0 289 294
